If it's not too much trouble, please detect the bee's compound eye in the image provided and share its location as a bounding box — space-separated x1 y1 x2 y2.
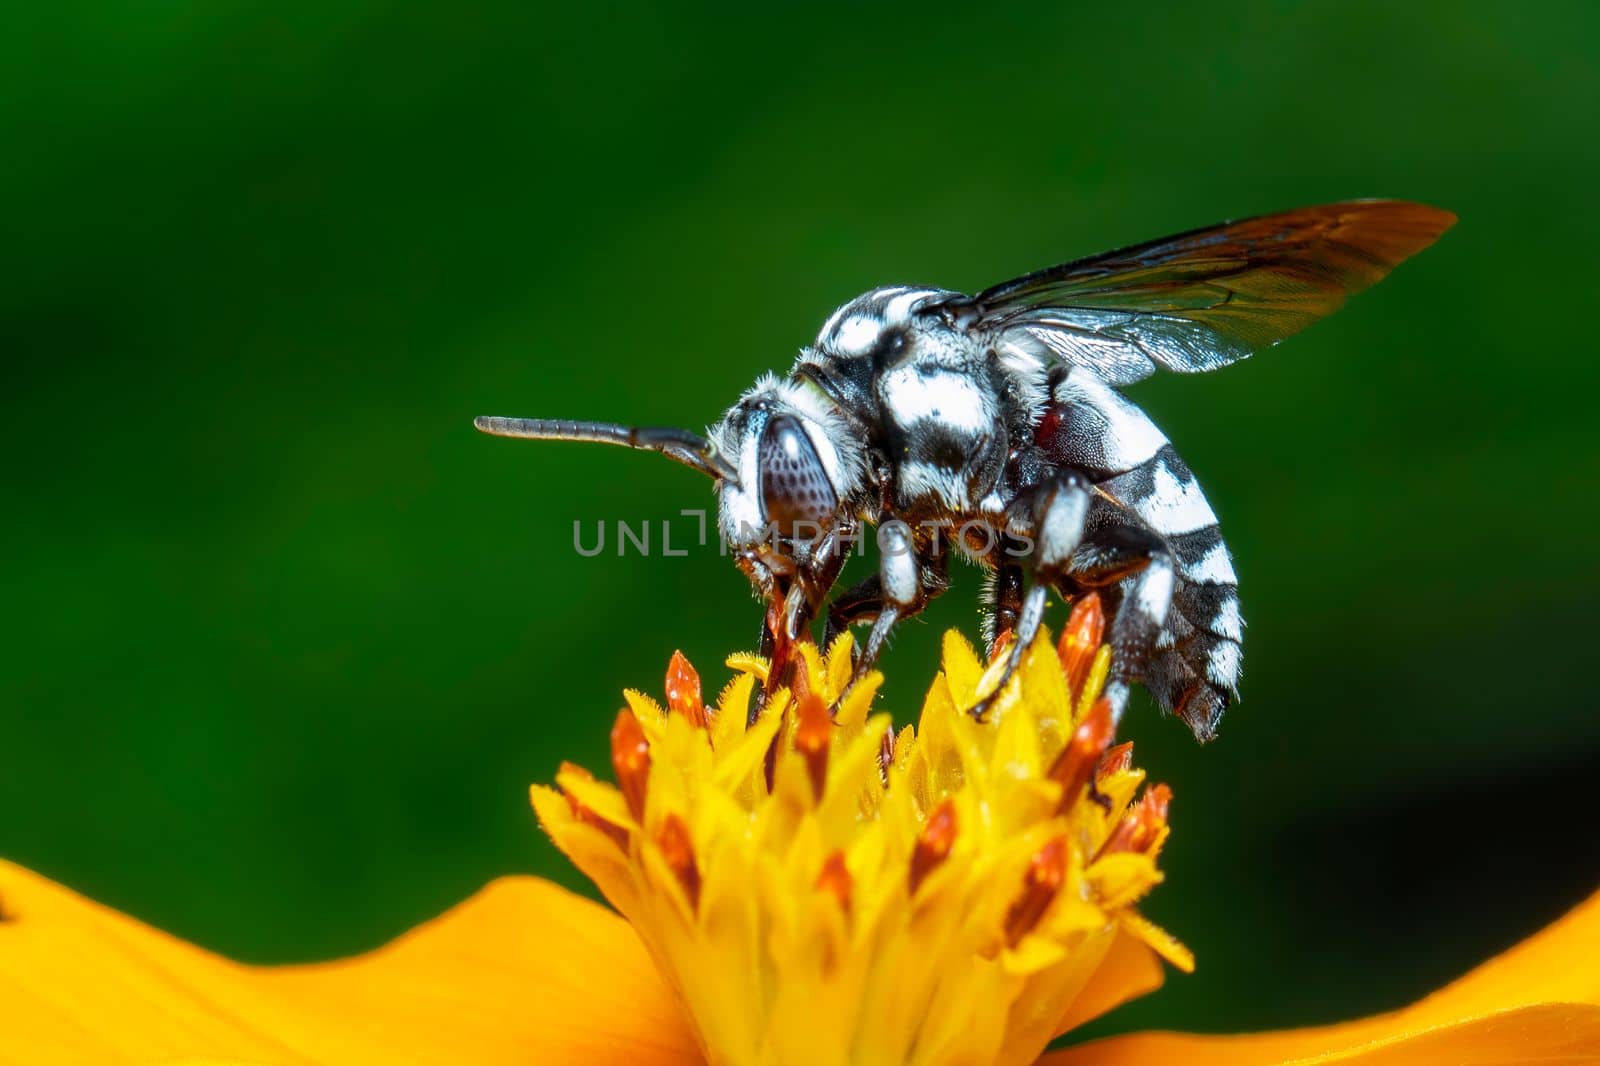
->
758 415 838 537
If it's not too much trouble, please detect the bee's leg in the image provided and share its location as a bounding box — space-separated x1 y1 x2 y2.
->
970 473 1092 719
828 522 948 711
822 573 884 650
748 558 782 672
1064 515 1176 724
751 527 856 723
758 604 778 660
824 535 950 646
796 523 854 639
752 584 799 724
984 546 1026 654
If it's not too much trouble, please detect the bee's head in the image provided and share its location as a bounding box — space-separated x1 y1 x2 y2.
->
709 375 867 567
473 371 866 607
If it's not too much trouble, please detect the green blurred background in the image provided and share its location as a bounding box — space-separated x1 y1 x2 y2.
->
3 0 1598 1042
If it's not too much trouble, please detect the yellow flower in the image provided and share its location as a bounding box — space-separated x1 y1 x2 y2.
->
530 594 1188 1066
1 599 1597 1065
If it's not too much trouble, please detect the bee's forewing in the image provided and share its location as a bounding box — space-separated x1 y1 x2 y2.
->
946 200 1456 384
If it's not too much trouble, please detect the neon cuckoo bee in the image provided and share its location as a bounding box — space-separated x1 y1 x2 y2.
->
477 201 1453 739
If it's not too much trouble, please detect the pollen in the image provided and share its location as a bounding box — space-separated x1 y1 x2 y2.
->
531 594 1191 1066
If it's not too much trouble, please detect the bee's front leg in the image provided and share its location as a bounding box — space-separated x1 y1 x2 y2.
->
822 573 885 651
822 531 950 644
748 526 855 722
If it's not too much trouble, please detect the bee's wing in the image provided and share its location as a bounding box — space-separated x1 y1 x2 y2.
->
947 200 1455 386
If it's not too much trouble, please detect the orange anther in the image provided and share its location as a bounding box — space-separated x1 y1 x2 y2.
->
1005 836 1068 945
794 684 832 800
559 762 628 849
909 798 958 895
656 813 701 910
1057 594 1106 695
1101 783 1173 856
610 708 651 821
1097 741 1135 778
1144 783 1171 822
815 851 853 914
1047 697 1114 813
664 650 708 727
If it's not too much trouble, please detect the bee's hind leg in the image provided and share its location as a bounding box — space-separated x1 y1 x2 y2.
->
1062 511 1176 724
969 472 1092 720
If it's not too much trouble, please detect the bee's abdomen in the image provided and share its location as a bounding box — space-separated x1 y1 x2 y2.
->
1098 447 1244 739
1151 545 1244 739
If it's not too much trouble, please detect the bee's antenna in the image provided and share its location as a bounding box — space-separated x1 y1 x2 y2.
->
473 416 740 485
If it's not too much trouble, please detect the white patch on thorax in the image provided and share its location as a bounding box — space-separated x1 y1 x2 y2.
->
818 291 891 343
882 288 938 323
880 366 990 434
995 338 1050 418
897 460 969 510
832 314 883 355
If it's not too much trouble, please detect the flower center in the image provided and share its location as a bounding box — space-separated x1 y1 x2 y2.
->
531 595 1191 1066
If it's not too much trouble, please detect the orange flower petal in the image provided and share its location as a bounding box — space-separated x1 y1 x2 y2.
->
1405 885 1600 1020
1052 925 1166 1036
1041 1003 1600 1066
0 860 699 1065
1043 888 1600 1066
